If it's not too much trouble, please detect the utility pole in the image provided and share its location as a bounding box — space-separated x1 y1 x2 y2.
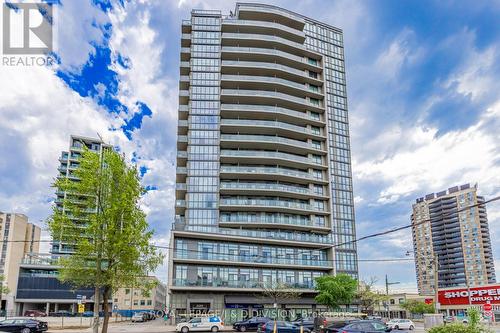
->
432 253 439 313
385 275 400 319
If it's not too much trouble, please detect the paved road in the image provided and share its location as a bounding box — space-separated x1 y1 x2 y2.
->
48 319 500 333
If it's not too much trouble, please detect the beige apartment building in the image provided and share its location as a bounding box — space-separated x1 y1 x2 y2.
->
113 277 167 314
411 184 496 295
0 212 41 314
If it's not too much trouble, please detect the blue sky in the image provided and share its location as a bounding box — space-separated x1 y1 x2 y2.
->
0 0 499 290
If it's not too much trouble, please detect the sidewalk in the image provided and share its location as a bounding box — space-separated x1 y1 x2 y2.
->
47 319 176 333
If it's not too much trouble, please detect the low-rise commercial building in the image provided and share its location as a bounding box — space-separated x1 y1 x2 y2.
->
438 283 500 321
112 277 167 316
375 293 434 319
0 212 41 314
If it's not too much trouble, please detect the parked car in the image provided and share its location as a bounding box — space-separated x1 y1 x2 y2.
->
387 319 414 330
333 320 391 333
176 316 224 332
0 319 48 333
23 310 47 317
324 320 360 333
291 318 315 330
48 310 75 317
234 317 271 331
132 312 146 323
261 321 311 333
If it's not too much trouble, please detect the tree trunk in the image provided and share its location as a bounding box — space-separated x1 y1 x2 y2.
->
93 287 100 333
102 286 111 333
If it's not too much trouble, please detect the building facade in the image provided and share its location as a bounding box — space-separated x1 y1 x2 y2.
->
411 184 496 295
0 213 40 314
374 293 434 319
169 3 357 319
113 277 167 315
53 135 111 255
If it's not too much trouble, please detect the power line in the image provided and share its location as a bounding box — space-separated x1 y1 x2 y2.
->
333 195 500 248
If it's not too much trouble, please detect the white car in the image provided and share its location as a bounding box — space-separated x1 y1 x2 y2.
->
176 317 224 333
131 312 145 322
387 319 415 330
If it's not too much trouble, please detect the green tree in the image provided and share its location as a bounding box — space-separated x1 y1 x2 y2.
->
260 281 302 318
356 278 388 313
314 274 358 311
48 148 163 333
0 275 10 316
400 300 435 316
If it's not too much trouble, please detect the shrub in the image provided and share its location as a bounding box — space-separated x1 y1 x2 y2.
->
428 323 492 333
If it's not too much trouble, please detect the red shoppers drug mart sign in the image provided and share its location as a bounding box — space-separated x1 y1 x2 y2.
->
439 285 500 305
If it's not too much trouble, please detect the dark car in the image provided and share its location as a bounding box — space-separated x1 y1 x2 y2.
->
23 310 46 317
0 319 48 333
291 318 314 330
49 310 75 317
234 317 271 332
333 320 391 333
262 321 311 333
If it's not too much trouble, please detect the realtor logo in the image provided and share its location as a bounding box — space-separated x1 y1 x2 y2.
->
2 2 53 54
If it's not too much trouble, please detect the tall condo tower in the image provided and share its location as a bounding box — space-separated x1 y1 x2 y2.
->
411 184 495 295
169 3 358 319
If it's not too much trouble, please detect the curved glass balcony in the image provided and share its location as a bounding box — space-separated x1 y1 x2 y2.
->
222 60 311 82
221 89 324 112
221 119 324 138
222 33 320 58
220 166 327 182
220 198 328 213
221 149 325 168
221 134 324 153
174 251 330 267
221 75 323 98
222 20 305 41
220 182 327 199
220 213 328 229
221 104 323 124
172 279 316 290
176 225 332 244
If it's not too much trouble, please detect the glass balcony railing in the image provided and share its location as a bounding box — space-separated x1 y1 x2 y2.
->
222 33 314 57
221 20 305 40
221 134 323 151
220 182 322 197
222 60 306 79
221 119 324 137
174 251 329 267
220 198 328 212
177 151 187 158
220 166 326 182
175 225 332 244
221 150 325 167
222 89 324 110
220 216 328 229
176 200 186 207
221 75 320 96
172 278 316 289
221 104 323 123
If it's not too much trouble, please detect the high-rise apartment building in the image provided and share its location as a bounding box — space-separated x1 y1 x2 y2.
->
169 3 357 318
411 184 495 295
52 135 111 255
0 212 40 313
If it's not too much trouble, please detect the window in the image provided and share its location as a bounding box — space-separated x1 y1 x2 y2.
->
310 98 320 106
308 57 318 65
309 71 318 79
310 112 320 120
140 300 145 306
311 140 322 150
390 299 395 305
147 300 152 306
114 298 118 303
133 300 138 306
125 289 130 295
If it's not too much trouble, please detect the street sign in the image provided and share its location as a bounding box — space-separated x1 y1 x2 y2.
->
78 304 85 313
77 300 82 305
483 303 493 312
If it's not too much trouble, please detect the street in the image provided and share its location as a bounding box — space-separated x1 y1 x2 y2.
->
46 320 500 333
